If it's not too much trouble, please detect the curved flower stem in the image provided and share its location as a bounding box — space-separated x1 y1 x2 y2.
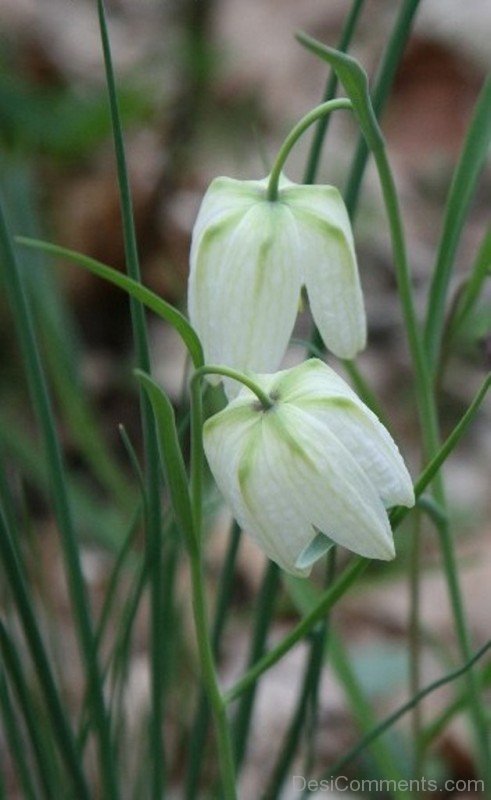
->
267 99 353 201
183 376 239 796
192 366 274 409
188 547 237 799
190 366 274 535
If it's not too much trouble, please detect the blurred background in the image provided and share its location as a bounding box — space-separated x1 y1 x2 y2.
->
0 0 490 796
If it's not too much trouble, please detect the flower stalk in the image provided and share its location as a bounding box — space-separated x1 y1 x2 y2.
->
266 98 353 201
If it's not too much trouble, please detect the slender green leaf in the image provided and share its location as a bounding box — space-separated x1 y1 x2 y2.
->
135 370 196 553
424 74 491 369
16 236 203 368
296 33 384 154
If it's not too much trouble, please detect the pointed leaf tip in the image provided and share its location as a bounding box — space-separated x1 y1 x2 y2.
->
296 31 384 154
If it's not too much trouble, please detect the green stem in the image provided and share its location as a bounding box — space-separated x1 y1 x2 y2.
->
225 374 489 703
375 142 490 783
188 373 238 796
303 0 366 185
233 561 280 771
192 365 274 410
264 553 335 800
185 523 242 800
189 550 237 797
343 0 421 217
0 511 89 798
97 2 165 793
0 186 115 797
308 638 491 789
408 508 423 778
267 99 353 201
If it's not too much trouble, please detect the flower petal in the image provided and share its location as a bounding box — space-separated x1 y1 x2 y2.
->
189 200 302 396
282 184 366 358
271 360 414 507
191 176 265 244
297 396 415 508
269 405 395 560
204 405 316 576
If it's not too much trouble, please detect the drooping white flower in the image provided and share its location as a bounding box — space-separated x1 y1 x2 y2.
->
188 175 366 396
203 359 414 576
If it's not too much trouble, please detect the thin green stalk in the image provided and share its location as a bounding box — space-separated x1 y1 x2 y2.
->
189 548 237 798
139 371 237 797
264 630 325 800
303 0 366 186
343 0 421 217
0 625 56 800
308 638 491 790
408 509 423 778
373 145 490 784
420 658 491 750
330 634 407 792
264 551 336 799
424 75 491 370
233 561 280 771
192 365 274 409
267 99 353 201
0 672 38 800
0 509 89 797
185 522 242 800
450 227 491 336
0 192 115 796
188 380 238 797
96 1 165 792
225 374 489 703
225 557 367 705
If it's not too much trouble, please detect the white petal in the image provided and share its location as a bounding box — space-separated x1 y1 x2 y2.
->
189 201 302 396
238 417 317 576
191 176 265 244
276 358 361 404
275 360 414 507
204 404 316 576
269 405 396 560
296 397 414 508
281 184 366 359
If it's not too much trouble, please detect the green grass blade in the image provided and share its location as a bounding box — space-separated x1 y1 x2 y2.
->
310 639 491 787
0 671 38 800
0 508 89 797
135 370 196 553
17 236 203 368
449 227 491 338
296 33 384 154
185 522 242 799
424 75 491 370
329 634 407 788
0 195 116 797
342 0 421 217
303 0 366 185
233 562 280 771
0 625 58 800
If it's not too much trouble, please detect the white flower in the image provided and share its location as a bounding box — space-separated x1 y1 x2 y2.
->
188 175 366 396
203 359 414 576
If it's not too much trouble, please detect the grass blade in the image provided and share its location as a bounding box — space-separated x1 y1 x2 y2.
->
0 193 116 797
424 75 491 370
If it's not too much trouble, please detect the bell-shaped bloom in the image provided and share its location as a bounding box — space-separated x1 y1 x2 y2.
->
203 359 414 576
188 175 366 396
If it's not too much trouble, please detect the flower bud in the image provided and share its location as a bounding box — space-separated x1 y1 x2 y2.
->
188 175 366 396
203 359 414 576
